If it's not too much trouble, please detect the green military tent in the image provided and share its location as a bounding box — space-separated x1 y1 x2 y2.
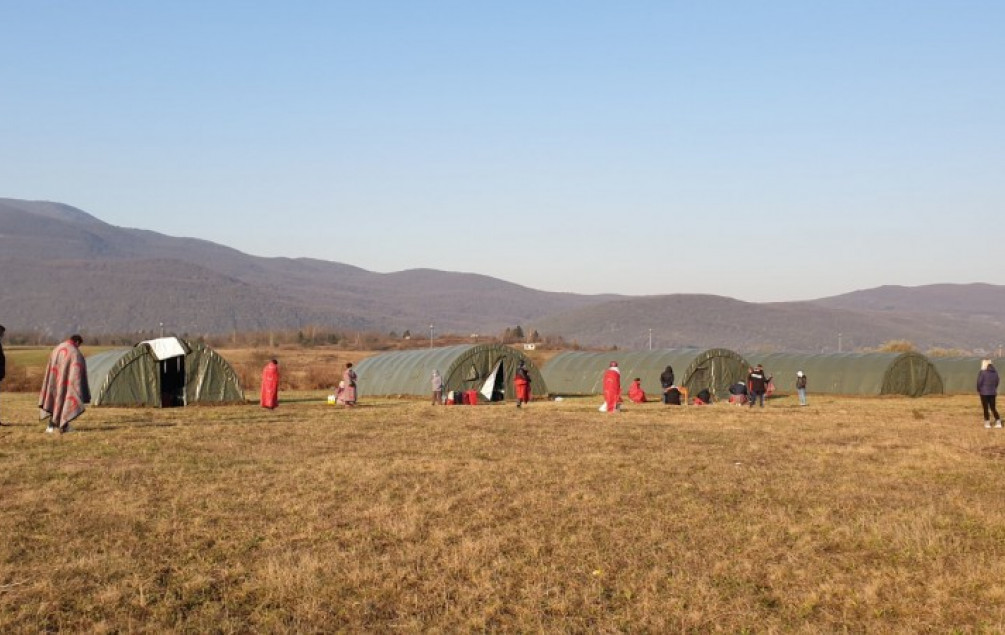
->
87 337 244 407
542 348 750 399
747 352 943 397
354 344 547 401
929 356 1004 394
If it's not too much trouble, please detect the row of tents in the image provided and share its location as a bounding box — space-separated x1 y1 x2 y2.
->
82 339 1000 408
355 345 954 400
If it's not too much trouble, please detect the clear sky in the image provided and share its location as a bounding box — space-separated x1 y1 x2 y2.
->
2 1 1002 301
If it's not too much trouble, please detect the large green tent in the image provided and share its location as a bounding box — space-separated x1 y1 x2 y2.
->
929 356 1005 394
542 349 750 398
747 352 943 397
354 344 547 401
87 337 244 407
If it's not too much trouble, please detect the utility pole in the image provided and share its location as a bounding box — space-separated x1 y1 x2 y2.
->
649 328 653 351
429 323 434 349
159 322 164 337
838 332 843 353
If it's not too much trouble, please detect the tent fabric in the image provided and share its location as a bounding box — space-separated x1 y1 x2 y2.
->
929 357 1005 394
141 336 189 361
87 340 244 406
542 349 750 398
354 344 547 399
746 352 944 397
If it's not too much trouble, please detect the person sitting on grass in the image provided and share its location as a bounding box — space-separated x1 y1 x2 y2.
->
728 380 748 405
628 378 647 403
693 388 712 405
665 385 683 406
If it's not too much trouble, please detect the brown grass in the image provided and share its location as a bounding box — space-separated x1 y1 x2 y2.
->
1 390 1004 631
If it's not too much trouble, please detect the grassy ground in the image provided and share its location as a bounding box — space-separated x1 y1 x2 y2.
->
0 391 1003 631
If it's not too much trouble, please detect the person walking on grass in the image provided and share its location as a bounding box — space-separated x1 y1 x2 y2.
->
39 334 90 434
261 359 280 409
338 362 358 407
978 359 1001 429
431 369 443 405
602 361 622 413
514 360 532 408
796 371 808 406
0 325 6 426
747 364 770 408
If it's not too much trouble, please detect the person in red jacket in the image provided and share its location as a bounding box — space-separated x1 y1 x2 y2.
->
627 377 646 403
603 361 622 413
514 360 532 408
260 359 279 409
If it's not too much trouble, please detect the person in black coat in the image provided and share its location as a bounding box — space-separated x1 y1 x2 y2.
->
977 359 1001 428
659 365 675 405
747 364 770 408
0 324 6 425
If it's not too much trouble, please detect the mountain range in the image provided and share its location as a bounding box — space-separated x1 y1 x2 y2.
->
2 197 1003 353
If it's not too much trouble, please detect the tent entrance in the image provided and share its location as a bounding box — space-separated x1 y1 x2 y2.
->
159 357 186 408
479 361 507 402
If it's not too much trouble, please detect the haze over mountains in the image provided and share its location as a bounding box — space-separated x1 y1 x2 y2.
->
2 197 1003 353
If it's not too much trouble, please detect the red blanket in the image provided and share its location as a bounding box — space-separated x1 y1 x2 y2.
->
39 340 91 428
260 361 279 409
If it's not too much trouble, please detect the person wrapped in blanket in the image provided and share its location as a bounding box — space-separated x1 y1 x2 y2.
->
39 335 90 434
693 388 712 405
728 380 748 405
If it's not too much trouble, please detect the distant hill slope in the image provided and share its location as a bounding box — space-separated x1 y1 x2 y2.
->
0 198 614 335
811 284 1005 318
529 293 1005 353
3 197 1002 352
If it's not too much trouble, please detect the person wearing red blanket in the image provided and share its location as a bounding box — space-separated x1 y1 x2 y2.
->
39 334 90 434
628 377 647 403
514 360 532 408
261 358 280 409
603 361 622 413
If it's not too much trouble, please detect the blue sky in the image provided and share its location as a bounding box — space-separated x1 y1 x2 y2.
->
2 1 1002 301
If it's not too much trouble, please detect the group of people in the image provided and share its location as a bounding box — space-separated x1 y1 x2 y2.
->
4 330 1003 432
260 360 358 409
429 360 534 407
727 364 785 408
603 362 801 410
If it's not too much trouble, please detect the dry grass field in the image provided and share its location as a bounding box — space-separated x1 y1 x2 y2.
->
1 383 1005 631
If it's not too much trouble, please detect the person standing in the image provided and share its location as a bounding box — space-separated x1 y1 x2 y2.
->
602 361 622 413
659 365 675 405
339 362 358 407
796 371 808 406
748 364 769 408
431 369 443 405
0 324 6 426
978 359 1001 429
39 334 90 434
514 360 532 408
260 359 279 409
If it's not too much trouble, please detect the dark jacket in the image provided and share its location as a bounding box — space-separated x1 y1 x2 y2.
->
796 375 807 390
978 366 1000 396
666 386 682 405
748 368 768 394
659 366 674 388
728 382 747 396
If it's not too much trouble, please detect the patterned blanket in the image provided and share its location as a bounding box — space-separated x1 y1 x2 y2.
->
39 340 91 428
